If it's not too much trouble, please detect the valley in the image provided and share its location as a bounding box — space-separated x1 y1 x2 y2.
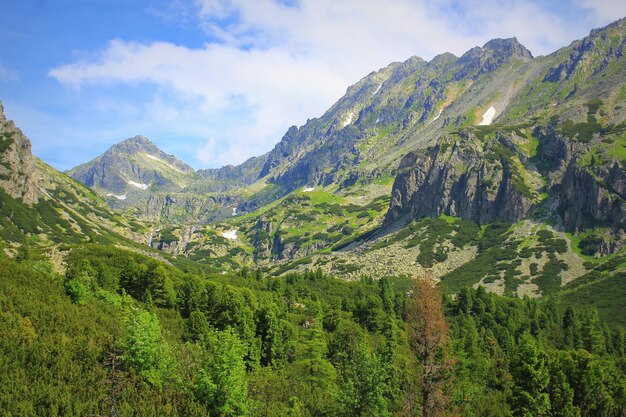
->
0 16 625 417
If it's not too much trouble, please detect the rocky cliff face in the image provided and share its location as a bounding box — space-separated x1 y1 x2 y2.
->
0 102 39 204
531 127 625 235
386 133 534 225
386 123 626 249
558 159 626 231
192 154 267 193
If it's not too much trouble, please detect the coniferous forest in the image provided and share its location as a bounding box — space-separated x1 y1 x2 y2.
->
1 244 623 416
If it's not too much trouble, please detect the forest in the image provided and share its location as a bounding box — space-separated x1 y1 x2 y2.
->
0 243 624 416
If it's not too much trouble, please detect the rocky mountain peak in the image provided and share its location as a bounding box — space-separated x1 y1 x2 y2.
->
105 135 194 174
453 37 533 80
590 15 626 36
112 135 159 154
483 37 533 61
66 134 195 196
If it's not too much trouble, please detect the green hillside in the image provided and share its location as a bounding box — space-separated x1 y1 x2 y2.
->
0 16 625 417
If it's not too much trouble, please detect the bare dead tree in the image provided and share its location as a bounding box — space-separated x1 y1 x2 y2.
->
404 275 452 417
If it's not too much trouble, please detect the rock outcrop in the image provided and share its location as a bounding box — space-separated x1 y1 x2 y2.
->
0 101 39 204
385 134 534 225
386 124 626 248
558 160 626 231
143 193 240 223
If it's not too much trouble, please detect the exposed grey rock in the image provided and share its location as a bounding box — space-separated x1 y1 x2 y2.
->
0 101 39 204
142 193 239 223
386 135 534 226
558 160 626 232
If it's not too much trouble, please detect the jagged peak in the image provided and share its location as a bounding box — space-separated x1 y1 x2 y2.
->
430 52 458 64
483 37 533 60
590 15 626 36
109 135 164 157
115 134 153 148
91 134 195 174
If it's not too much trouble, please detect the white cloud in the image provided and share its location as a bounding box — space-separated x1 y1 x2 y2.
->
50 39 347 167
49 0 625 168
576 0 626 24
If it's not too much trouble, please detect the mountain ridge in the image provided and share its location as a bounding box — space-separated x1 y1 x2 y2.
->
17 17 626 294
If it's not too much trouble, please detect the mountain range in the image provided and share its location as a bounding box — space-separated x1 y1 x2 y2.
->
1 17 625 302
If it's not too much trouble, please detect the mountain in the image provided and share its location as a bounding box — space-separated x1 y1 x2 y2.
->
256 37 535 194
58 18 626 298
387 18 626 234
68 37 539 219
66 135 194 198
0 102 152 262
66 136 269 222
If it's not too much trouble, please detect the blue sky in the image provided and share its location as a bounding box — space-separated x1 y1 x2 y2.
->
1 0 625 171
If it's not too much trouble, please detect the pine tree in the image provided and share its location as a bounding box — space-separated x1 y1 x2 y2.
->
510 332 550 417
337 342 390 417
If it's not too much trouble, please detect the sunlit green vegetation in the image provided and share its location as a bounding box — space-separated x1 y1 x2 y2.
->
1 245 624 416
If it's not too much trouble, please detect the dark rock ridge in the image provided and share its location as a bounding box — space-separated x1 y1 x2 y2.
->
0 101 39 204
192 154 267 193
258 37 535 195
385 134 533 225
558 160 625 231
532 128 625 234
385 126 626 245
545 17 626 83
143 193 240 223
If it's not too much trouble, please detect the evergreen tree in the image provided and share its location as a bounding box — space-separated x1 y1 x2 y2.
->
546 352 580 417
510 332 550 417
337 342 390 417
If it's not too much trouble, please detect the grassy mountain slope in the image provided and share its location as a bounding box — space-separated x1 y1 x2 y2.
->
6 18 626 302
0 104 160 268
137 19 626 298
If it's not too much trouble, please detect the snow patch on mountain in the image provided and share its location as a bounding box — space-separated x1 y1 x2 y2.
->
371 84 382 96
342 112 354 127
128 180 149 190
222 229 238 240
144 153 184 173
433 109 443 121
106 193 127 200
145 154 162 162
479 106 497 126
303 187 315 192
